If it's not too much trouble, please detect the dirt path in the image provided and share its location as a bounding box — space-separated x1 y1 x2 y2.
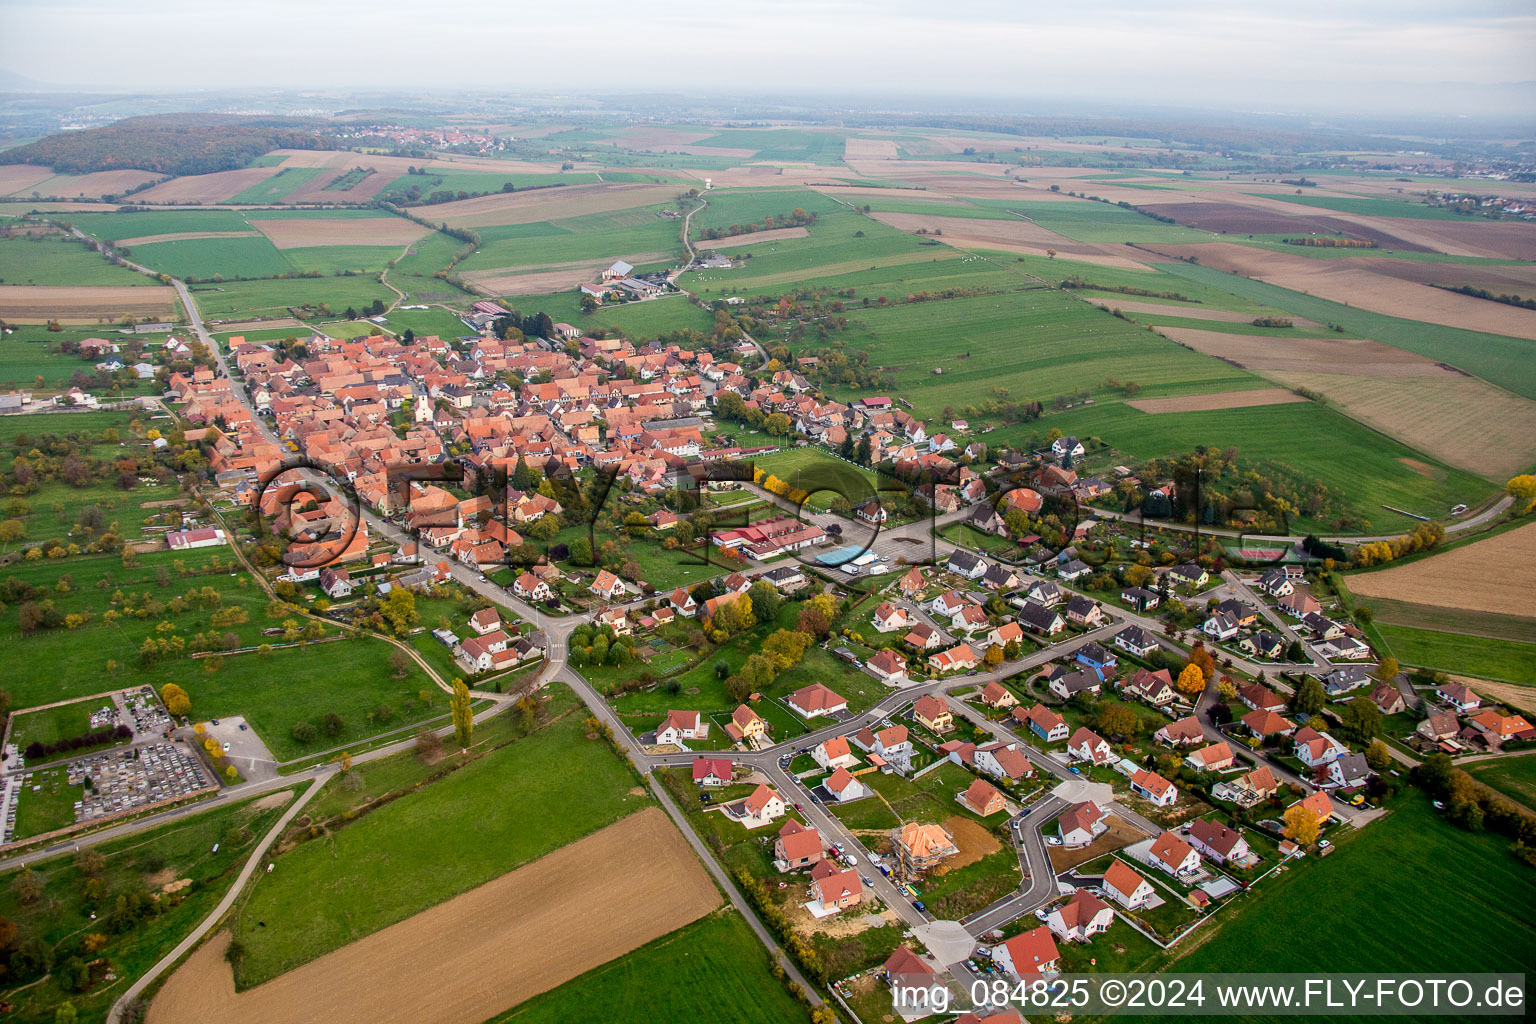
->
145 807 720 1024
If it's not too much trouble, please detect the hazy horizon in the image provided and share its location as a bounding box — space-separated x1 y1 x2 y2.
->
3 0 1535 119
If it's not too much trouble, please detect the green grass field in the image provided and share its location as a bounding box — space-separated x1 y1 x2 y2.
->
1361 596 1536 645
1005 199 1215 243
822 284 1262 421
490 911 808 1024
228 166 326 203
0 790 296 1024
188 275 394 320
460 203 682 277
1373 623 1536 685
1464 758 1536 807
0 326 167 393
385 229 476 303
7 693 129 758
0 234 153 287
377 170 600 201
231 693 647 985
1249 193 1470 220
1006 398 1494 534
123 235 294 280
1167 797 1535 984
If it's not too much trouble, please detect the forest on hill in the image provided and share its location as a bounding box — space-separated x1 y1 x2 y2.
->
5 113 336 175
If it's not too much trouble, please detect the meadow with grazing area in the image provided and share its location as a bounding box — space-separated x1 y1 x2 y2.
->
1373 624 1536 685
150 808 718 1024
1160 797 1536 992
228 695 649 985
1006 398 1493 534
0 232 155 287
488 911 808 1024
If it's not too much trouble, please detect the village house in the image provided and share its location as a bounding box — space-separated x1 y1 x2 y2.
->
810 860 864 912
1154 716 1205 747
994 925 1061 979
882 947 948 1013
975 741 1034 782
589 569 627 600
1187 819 1253 866
1293 726 1349 767
960 778 1006 816
1015 704 1069 744
691 757 733 787
774 820 823 871
1047 889 1114 944
1119 666 1176 708
867 648 909 685
928 643 980 674
1016 601 1065 635
1212 765 1279 808
872 601 912 633
813 735 858 771
513 572 553 601
1130 768 1178 807
786 683 848 718
824 766 866 803
1242 709 1297 739
655 709 709 747
725 704 769 744
1185 741 1236 772
467 607 502 635
732 784 787 828
1067 727 1113 765
1148 830 1202 877
1056 800 1107 847
1103 859 1155 909
980 680 1019 711
1113 625 1158 658
913 695 953 732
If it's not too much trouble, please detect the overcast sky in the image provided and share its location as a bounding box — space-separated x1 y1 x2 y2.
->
4 0 1534 114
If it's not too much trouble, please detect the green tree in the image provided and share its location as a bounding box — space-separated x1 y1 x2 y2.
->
1339 695 1382 743
1506 474 1536 516
378 587 419 635
747 579 782 623
1365 739 1393 772
1289 676 1326 716
450 677 474 750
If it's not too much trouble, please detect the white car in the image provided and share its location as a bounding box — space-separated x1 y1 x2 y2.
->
222 742 231 752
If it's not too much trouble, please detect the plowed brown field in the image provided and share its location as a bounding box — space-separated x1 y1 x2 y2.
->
1348 522 1536 618
132 168 279 204
147 807 720 1024
412 183 683 228
251 218 428 249
0 285 177 323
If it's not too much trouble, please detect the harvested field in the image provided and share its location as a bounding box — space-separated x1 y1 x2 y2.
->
1147 242 1536 340
933 816 1001 874
146 807 719 1024
696 226 809 248
271 149 563 175
1372 218 1536 262
283 168 392 204
251 217 428 249
1089 299 1319 326
411 183 683 229
25 169 165 200
117 230 260 246
870 211 1148 269
1157 324 1465 377
1338 255 1536 294
598 128 715 148
1263 371 1536 479
1348 522 1536 618
1126 388 1309 414
1049 815 1144 872
845 138 900 160
462 251 674 295
0 164 57 196
0 284 177 323
1138 199 1430 250
132 168 280 204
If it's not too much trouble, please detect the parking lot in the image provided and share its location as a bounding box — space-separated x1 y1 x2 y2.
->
201 716 279 783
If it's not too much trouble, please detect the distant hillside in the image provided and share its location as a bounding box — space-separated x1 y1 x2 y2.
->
4 113 338 175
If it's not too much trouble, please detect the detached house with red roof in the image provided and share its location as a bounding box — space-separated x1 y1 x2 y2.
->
1067 727 1113 766
994 925 1061 979
810 861 863 912
774 820 823 871
1015 704 1068 744
655 709 709 747
1103 859 1155 909
732 784 786 828
787 683 848 719
691 757 733 787
1047 889 1114 944
1148 831 1201 877
824 767 866 803
513 572 553 601
1130 769 1178 807
813 736 857 771
589 569 627 600
867 648 908 684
